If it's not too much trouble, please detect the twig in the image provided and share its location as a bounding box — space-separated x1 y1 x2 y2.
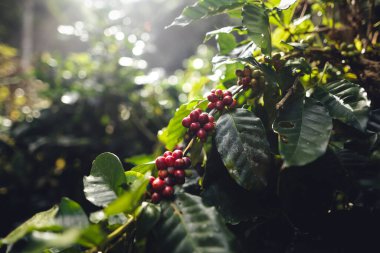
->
367 0 375 41
85 216 134 253
183 137 195 156
317 62 329 85
300 1 308 19
276 76 299 110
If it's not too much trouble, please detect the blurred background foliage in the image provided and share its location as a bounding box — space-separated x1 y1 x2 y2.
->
0 0 231 236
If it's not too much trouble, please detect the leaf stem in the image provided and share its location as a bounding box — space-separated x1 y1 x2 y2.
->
275 76 299 110
86 216 135 253
317 62 329 85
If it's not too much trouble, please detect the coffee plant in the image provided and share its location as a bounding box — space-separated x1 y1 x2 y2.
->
2 0 380 252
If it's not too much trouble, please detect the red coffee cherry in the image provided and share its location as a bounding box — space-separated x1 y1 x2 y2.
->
208 115 215 123
163 151 172 157
174 169 185 179
223 96 233 106
198 113 209 124
182 157 191 168
174 158 185 169
158 170 168 179
230 99 237 108
165 155 175 167
176 176 185 185
189 110 200 121
207 102 215 109
207 93 218 102
167 167 175 175
215 89 224 97
243 66 252 77
203 122 215 132
172 150 183 159
195 108 202 114
182 117 192 128
242 77 251 86
162 186 174 198
197 128 207 140
152 178 165 192
223 90 232 97
155 156 167 170
190 122 201 132
149 176 155 185
151 192 161 203
215 101 224 111
165 176 176 186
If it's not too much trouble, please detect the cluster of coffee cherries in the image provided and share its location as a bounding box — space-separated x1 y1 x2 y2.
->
148 150 191 203
236 66 265 89
206 89 236 111
182 108 215 142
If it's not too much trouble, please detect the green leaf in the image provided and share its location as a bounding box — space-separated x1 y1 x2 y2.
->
312 80 370 131
1 206 59 245
190 139 205 167
1 198 88 249
216 33 238 55
277 0 297 10
215 108 271 190
284 57 311 74
204 26 246 42
104 177 149 216
131 161 155 174
83 152 126 207
135 202 161 239
202 147 273 224
125 170 145 185
77 225 106 247
242 3 272 55
167 0 246 28
158 100 207 150
13 229 82 253
125 154 155 165
55 198 89 229
151 192 236 253
273 94 333 167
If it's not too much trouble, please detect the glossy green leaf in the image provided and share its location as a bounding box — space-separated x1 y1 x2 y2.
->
125 154 155 165
1 198 88 248
242 3 272 55
202 147 273 224
55 198 89 229
167 0 246 28
273 95 333 167
131 161 155 174
135 202 161 239
277 0 297 10
215 108 271 190
312 80 370 131
151 192 236 253
190 139 205 167
83 152 126 207
216 33 237 55
204 26 246 42
77 225 106 248
158 99 207 150
104 177 149 216
1 206 59 246
125 170 145 185
12 229 82 253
